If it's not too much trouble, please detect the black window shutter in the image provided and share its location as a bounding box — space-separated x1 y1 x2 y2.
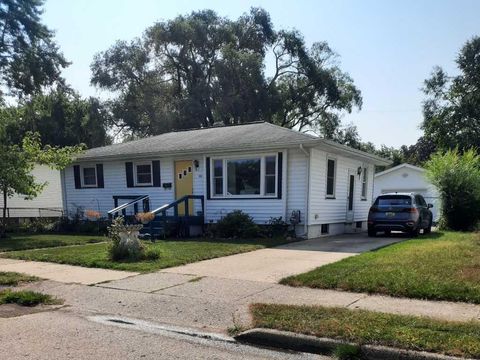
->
152 160 161 187
206 157 211 200
96 164 104 188
125 162 134 188
277 152 283 199
73 165 81 189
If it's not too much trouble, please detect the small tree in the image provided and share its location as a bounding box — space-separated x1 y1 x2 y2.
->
425 149 480 230
0 132 84 237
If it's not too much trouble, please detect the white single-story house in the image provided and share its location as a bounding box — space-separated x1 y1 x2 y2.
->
374 163 440 222
62 122 390 238
0 165 63 219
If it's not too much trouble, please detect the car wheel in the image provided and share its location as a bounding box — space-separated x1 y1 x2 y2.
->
368 229 376 237
410 228 419 237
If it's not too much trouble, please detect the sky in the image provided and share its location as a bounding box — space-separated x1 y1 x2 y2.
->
42 0 480 148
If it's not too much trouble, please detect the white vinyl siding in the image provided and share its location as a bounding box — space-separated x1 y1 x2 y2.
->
0 165 63 218
286 148 308 226
309 148 374 225
64 158 175 217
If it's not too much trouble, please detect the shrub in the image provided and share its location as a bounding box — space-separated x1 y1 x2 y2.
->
215 210 260 238
265 216 289 237
107 217 145 261
6 218 59 234
425 149 480 230
57 217 109 234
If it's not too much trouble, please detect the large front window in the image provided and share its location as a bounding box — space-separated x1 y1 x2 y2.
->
211 155 278 198
227 158 261 195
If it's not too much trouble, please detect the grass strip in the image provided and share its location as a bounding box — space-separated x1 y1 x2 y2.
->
251 303 480 358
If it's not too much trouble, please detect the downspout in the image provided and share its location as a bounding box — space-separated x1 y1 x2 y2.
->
60 169 68 218
299 144 310 237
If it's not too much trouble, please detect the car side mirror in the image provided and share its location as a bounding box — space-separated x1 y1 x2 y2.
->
427 203 433 208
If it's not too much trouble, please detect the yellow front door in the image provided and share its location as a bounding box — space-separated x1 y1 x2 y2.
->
175 160 194 216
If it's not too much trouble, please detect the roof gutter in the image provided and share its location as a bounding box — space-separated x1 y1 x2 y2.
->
316 139 392 166
74 140 319 163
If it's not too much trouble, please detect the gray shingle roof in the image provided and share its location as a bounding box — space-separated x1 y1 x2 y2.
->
78 122 319 160
76 121 391 165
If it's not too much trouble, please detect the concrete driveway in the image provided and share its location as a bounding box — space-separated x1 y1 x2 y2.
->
162 233 403 283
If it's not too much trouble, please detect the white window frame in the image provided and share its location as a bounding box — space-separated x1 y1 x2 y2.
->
212 159 224 196
210 154 278 198
134 161 153 187
325 156 337 199
361 166 368 199
80 165 97 188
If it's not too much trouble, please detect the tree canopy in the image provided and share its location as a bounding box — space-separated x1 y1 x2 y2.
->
1 89 113 147
0 0 68 100
421 36 480 154
91 8 361 139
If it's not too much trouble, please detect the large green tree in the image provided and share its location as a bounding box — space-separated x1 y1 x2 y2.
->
4 89 113 147
421 36 480 153
91 8 361 138
0 0 68 100
0 130 84 236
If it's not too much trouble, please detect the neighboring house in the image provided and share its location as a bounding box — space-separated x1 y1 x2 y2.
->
0 165 63 219
374 163 440 222
62 122 390 238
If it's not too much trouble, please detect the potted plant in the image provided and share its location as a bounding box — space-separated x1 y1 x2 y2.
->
135 212 155 224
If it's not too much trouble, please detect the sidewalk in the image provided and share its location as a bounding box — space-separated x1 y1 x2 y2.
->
20 271 480 335
0 258 138 285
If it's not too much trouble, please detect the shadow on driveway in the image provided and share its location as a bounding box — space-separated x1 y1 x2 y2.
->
276 232 410 253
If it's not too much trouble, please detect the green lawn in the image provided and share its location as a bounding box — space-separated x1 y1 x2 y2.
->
0 233 106 252
1 237 290 272
0 272 38 286
281 231 480 303
250 304 480 359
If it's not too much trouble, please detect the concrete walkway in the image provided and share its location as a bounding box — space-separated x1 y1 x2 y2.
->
0 258 138 285
162 234 403 283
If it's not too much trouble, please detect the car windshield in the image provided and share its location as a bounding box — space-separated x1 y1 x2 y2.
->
375 195 411 207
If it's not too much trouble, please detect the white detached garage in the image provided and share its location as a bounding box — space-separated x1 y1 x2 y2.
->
373 163 440 222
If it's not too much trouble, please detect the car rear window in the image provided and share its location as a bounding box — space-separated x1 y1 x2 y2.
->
375 195 411 207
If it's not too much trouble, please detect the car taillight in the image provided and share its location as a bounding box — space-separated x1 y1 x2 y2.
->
405 208 418 214
369 207 378 213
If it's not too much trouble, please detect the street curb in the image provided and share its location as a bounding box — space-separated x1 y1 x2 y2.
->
234 329 471 360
